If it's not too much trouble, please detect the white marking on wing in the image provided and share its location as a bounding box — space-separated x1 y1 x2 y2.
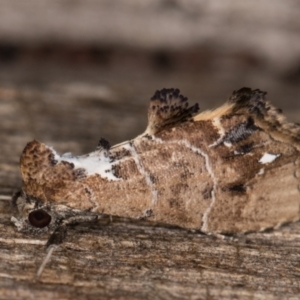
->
123 142 158 206
47 146 120 181
223 141 232 147
152 137 217 232
209 117 227 147
259 153 280 164
258 168 265 175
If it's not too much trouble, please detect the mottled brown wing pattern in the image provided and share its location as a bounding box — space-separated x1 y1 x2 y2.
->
14 87 300 235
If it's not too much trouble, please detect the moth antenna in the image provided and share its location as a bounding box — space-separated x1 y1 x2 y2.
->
36 244 57 279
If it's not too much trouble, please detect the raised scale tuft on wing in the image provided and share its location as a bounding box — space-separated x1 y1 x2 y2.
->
228 87 300 145
146 88 199 134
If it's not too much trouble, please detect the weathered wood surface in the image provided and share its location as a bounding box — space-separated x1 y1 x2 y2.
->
1 84 300 300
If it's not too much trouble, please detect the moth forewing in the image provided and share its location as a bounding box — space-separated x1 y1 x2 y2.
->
11 87 300 277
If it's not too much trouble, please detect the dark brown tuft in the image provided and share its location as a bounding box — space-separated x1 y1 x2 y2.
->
229 88 268 117
97 137 111 150
147 88 199 134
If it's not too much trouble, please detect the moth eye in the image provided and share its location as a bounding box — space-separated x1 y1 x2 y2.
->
28 209 52 228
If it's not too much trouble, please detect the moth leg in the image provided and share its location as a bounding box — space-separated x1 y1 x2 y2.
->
36 225 67 279
45 214 99 248
46 224 68 248
37 215 99 279
36 244 58 279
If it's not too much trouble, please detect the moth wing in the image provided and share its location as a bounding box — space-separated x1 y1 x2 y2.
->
202 88 300 233
20 140 79 202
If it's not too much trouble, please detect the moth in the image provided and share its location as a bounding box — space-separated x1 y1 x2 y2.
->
12 88 300 257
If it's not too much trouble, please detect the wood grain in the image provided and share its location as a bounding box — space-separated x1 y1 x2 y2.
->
1 85 300 300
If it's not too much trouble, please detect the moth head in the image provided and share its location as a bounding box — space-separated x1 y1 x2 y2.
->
11 191 72 234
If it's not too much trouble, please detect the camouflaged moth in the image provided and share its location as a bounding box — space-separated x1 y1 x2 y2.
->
12 87 300 247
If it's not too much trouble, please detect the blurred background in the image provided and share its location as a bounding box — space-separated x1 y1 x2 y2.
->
1 0 300 190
